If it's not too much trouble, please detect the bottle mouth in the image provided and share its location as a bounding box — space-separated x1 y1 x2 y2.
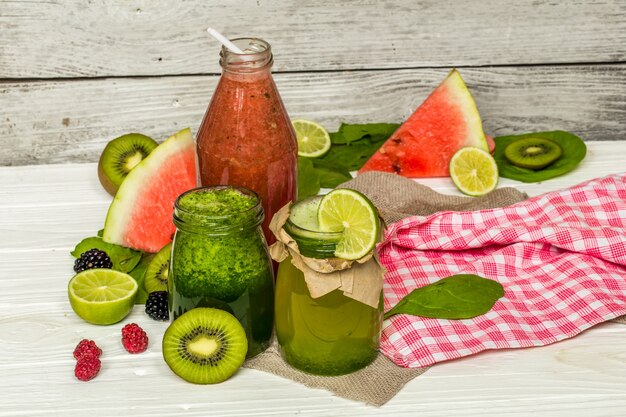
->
219 38 273 72
174 186 264 234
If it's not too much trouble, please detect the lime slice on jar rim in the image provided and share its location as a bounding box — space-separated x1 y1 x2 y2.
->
449 146 499 196
68 269 138 325
292 119 331 158
317 189 380 260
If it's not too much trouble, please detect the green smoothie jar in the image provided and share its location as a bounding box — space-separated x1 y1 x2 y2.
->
169 186 274 358
273 196 384 376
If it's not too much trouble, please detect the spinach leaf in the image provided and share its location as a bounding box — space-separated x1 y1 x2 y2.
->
128 253 154 304
384 274 504 320
297 122 399 197
331 123 400 145
71 237 143 273
319 135 388 171
297 157 321 200
311 159 352 188
494 131 587 183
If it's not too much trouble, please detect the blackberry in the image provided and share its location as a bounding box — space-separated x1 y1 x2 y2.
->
145 291 169 321
74 248 113 273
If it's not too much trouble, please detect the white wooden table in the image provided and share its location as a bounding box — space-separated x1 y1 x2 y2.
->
2 0 626 414
1 141 625 417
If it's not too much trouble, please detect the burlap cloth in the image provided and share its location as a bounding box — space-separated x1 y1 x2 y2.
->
243 171 626 406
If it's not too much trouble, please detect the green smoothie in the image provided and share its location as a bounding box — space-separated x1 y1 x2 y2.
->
169 187 274 358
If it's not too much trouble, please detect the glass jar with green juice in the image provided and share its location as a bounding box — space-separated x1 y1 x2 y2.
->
274 195 383 376
169 186 274 358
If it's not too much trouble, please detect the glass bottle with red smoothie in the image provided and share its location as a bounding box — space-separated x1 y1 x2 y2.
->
196 38 298 245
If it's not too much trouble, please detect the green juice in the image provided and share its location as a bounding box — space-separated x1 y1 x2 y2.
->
275 257 381 375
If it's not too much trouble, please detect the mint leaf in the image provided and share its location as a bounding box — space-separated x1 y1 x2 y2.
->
384 274 504 320
494 131 587 183
71 237 142 273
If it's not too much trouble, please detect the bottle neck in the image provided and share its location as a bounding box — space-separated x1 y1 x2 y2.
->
219 38 273 75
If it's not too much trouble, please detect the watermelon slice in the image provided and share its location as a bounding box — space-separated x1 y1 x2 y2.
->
103 128 197 253
359 69 488 177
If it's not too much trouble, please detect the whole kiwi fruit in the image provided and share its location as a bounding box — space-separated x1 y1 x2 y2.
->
98 133 159 195
503 137 563 170
162 308 248 384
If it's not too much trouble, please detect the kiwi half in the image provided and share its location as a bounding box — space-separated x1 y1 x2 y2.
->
144 243 171 293
503 137 563 170
98 133 158 195
162 308 248 384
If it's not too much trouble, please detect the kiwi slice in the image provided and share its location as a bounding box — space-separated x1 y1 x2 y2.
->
162 308 248 384
503 137 563 170
98 133 158 195
144 243 171 293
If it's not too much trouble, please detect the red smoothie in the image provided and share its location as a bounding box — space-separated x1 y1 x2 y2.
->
196 39 298 245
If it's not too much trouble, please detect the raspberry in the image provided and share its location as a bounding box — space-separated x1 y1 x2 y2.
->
74 356 101 381
121 323 148 353
74 248 113 273
145 291 169 321
73 339 102 360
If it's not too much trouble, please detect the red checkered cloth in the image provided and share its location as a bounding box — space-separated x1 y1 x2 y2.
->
379 173 626 368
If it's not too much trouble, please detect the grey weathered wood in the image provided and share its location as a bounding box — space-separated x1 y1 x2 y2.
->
0 0 625 78
1 65 624 166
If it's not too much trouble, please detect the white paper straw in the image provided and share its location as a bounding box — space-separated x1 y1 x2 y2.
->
206 27 245 54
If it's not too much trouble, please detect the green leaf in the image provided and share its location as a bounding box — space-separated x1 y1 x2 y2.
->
96 229 104 237
297 157 321 200
384 274 504 320
129 254 154 304
71 237 143 273
494 131 587 183
331 123 400 145
319 135 388 172
311 159 352 188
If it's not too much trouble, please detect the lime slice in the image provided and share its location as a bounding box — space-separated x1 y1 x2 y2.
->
449 146 499 196
317 189 379 260
68 269 138 325
292 119 331 158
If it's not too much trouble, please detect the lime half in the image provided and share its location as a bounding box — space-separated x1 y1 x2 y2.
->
317 189 379 260
292 119 331 158
68 269 138 325
449 147 499 196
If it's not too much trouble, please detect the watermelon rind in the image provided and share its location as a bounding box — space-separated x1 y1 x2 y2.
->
103 128 197 252
443 69 489 152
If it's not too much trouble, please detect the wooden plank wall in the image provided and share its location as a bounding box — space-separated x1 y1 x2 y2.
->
1 0 625 166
